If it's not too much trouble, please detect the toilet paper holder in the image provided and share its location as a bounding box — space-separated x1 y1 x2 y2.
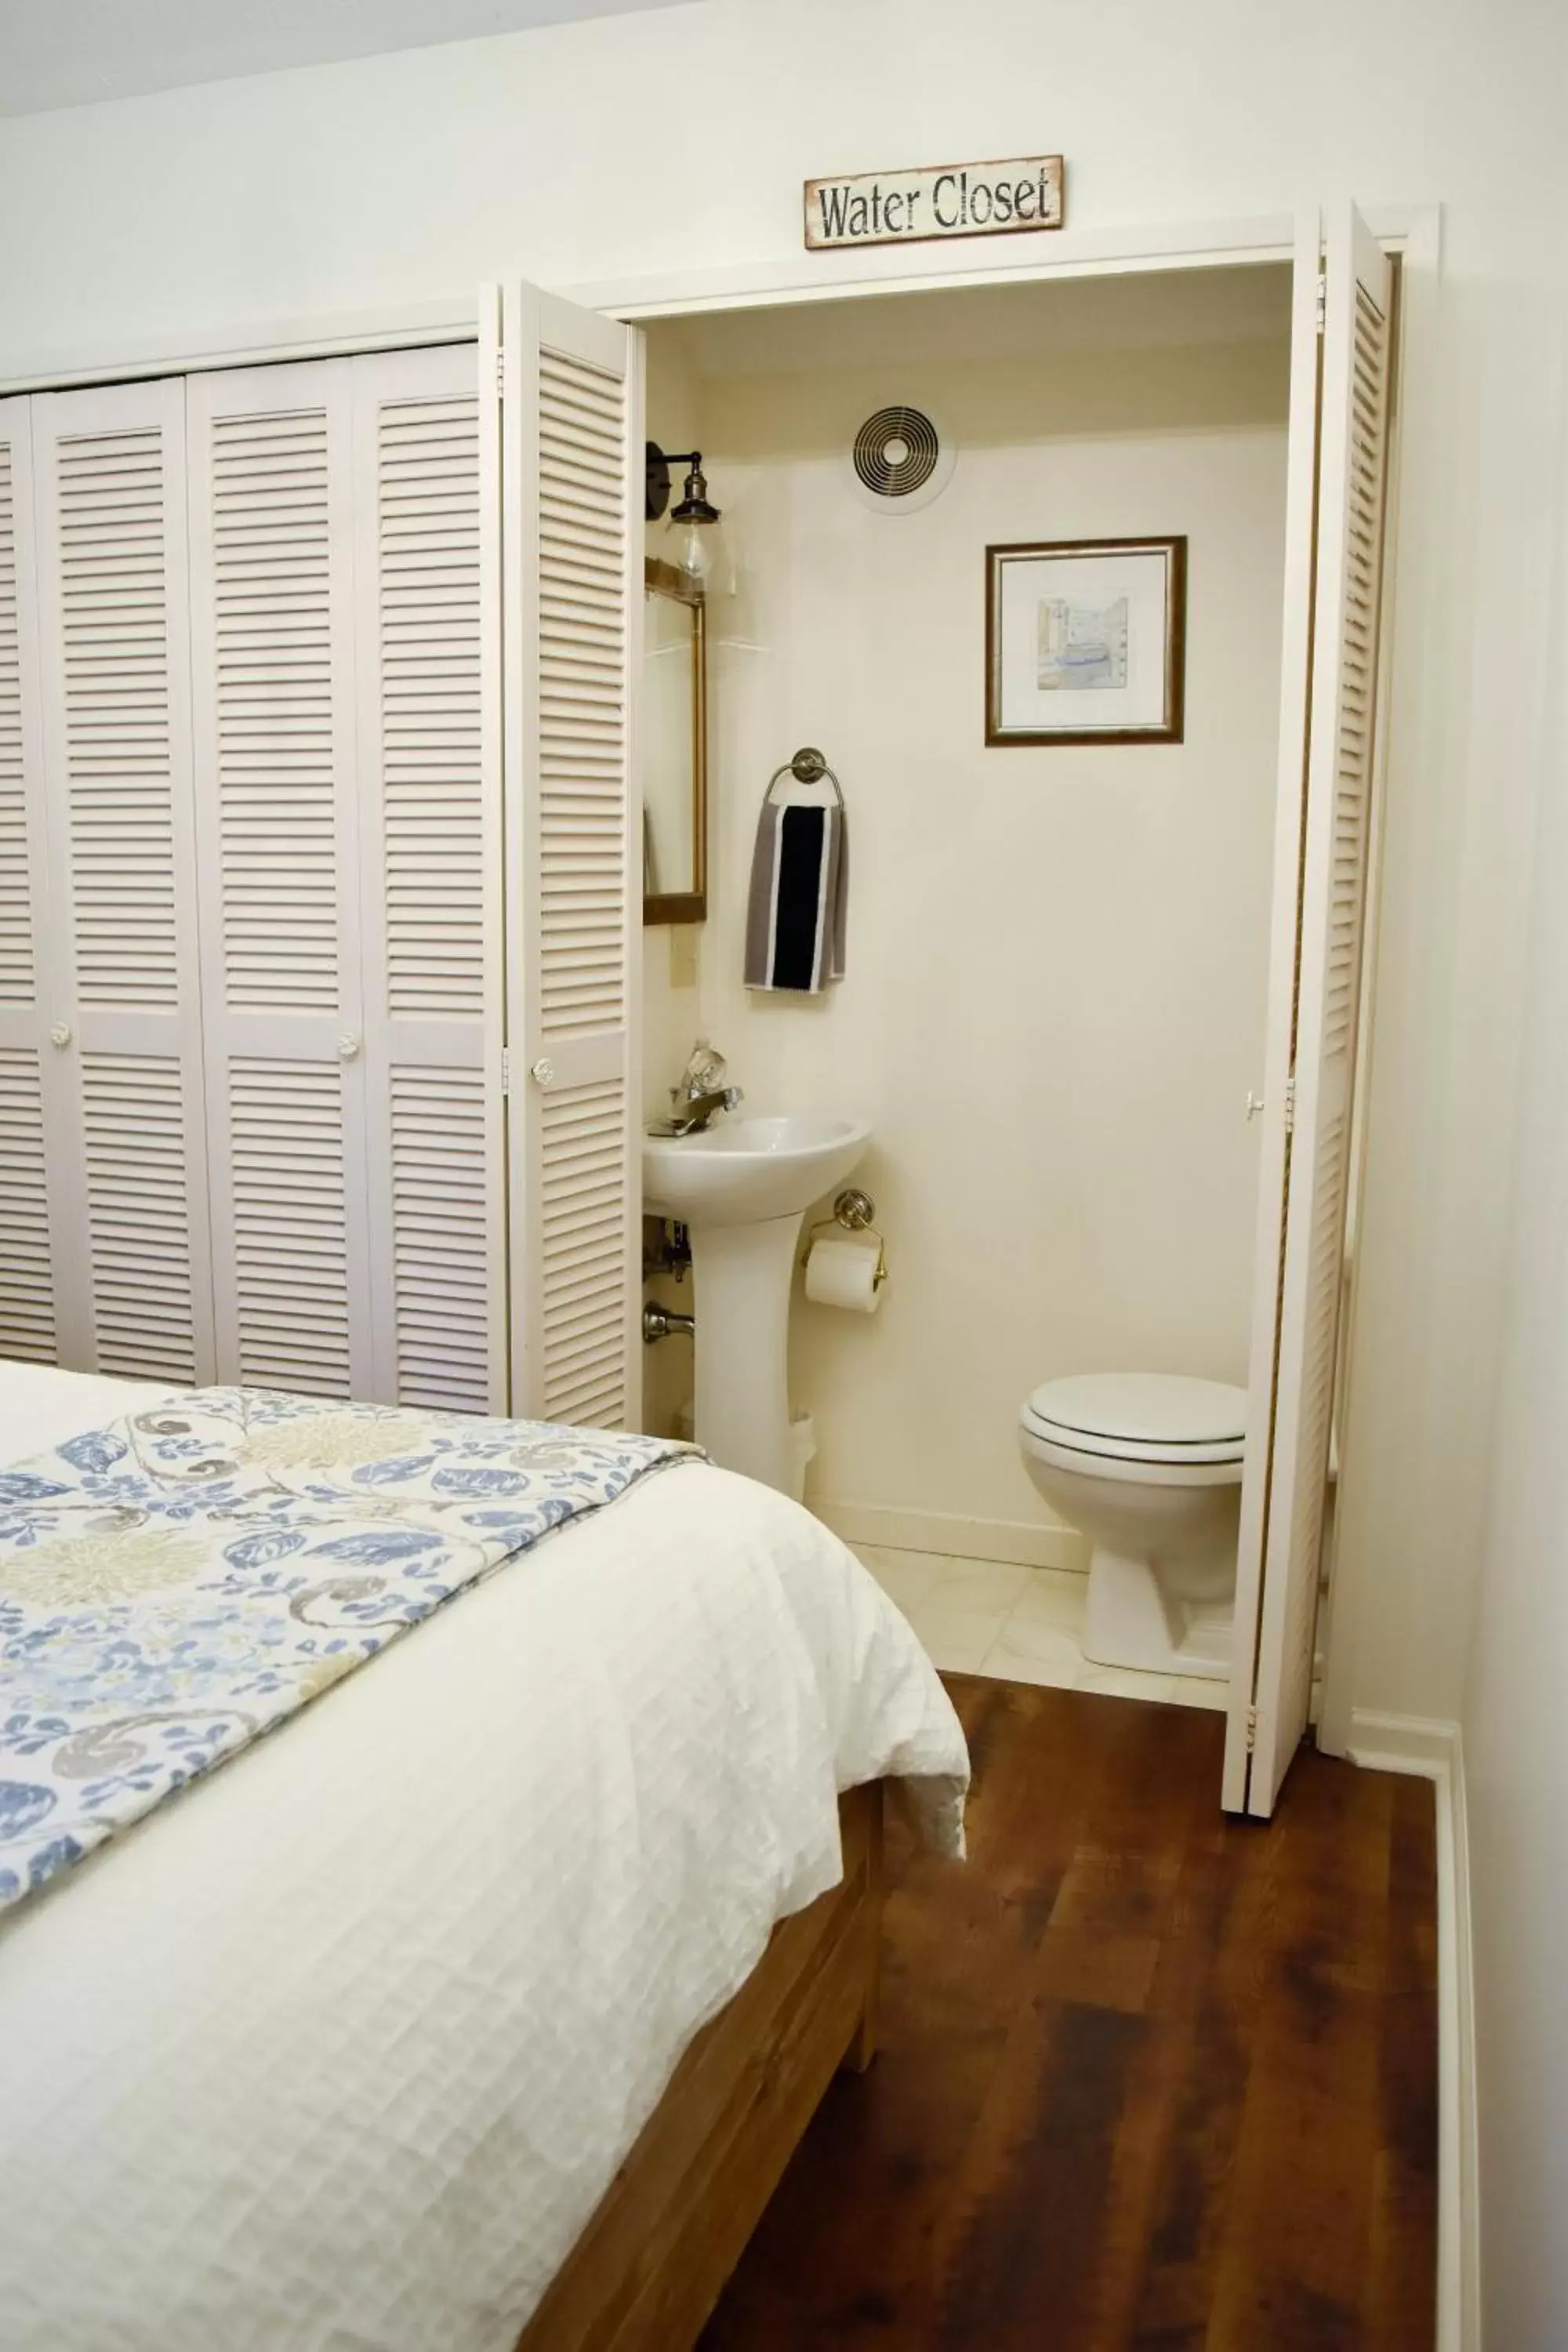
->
801 1187 887 1290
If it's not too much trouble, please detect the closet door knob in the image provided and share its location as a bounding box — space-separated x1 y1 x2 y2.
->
49 1022 72 1049
338 1033 361 1061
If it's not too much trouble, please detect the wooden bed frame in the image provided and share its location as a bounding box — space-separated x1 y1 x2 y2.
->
517 1780 885 2352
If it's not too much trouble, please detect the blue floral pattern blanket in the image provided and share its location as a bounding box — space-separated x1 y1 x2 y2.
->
0 1387 698 1914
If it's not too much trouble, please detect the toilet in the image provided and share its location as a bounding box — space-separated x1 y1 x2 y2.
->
1017 1372 1247 1679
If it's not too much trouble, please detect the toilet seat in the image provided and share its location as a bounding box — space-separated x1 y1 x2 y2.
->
1019 1423 1243 1489
1020 1371 1247 1468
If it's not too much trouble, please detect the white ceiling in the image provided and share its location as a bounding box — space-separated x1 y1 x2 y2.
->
0 0 689 117
666 265 1294 382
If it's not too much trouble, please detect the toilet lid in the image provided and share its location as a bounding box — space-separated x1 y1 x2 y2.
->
1022 1372 1247 1464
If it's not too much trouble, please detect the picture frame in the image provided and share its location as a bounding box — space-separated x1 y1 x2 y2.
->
985 535 1187 747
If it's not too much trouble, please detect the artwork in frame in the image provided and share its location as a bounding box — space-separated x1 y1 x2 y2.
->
985 535 1187 746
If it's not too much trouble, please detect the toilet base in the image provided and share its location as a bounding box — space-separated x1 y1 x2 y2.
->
1083 1546 1234 1680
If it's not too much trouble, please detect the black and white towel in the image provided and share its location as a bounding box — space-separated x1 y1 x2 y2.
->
743 798 849 993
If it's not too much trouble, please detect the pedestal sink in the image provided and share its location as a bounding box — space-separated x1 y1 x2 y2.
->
644 1113 871 1492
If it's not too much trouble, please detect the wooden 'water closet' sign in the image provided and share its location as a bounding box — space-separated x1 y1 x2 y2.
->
804 154 1065 252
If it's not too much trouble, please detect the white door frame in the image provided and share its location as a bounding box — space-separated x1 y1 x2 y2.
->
593 200 1436 1779
0 199 1440 1756
0 205 1435 394
569 204 1432 320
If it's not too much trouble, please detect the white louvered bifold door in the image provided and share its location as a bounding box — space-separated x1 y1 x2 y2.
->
30 379 216 1385
352 344 503 1414
0 396 66 1365
492 285 641 1428
1224 204 1394 1816
185 360 372 1399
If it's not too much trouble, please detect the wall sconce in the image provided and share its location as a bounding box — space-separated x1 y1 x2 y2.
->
645 441 725 590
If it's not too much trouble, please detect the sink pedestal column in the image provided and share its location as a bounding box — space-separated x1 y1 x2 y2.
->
689 1211 803 1493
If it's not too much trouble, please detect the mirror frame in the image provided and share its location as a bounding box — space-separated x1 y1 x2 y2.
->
642 556 708 926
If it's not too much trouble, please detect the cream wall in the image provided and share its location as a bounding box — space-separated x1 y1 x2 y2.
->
639 328 706 1439
1459 351 1568 2350
641 325 704 1123
648 321 1290 1537
0 0 1563 1748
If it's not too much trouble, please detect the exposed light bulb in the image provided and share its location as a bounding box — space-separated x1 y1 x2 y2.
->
670 517 713 586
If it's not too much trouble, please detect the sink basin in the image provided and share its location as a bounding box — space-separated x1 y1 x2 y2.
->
643 1111 872 1493
644 1113 871 1229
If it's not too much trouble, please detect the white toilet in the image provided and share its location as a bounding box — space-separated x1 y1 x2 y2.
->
1017 1372 1247 1679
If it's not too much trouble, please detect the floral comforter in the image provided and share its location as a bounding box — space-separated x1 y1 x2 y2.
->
0 1386 694 1911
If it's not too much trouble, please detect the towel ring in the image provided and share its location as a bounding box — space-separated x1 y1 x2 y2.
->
764 746 845 811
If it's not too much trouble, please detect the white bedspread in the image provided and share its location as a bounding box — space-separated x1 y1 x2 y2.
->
0 1364 967 2352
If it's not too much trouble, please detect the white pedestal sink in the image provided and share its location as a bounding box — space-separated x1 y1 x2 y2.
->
644 1113 871 1492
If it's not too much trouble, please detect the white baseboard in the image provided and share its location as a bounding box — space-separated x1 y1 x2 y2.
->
1344 1709 1457 1779
808 1497 1089 1573
1346 1711 1479 2352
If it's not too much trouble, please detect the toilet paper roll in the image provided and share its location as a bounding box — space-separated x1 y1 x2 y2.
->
804 1234 883 1313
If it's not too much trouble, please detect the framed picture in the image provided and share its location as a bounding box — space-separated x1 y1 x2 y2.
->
985 535 1186 746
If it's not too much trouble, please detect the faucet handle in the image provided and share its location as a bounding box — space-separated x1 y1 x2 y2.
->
681 1038 725 1083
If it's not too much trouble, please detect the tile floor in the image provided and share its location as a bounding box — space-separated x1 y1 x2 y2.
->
852 1544 1229 1711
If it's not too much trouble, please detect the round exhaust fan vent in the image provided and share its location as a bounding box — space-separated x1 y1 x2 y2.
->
846 401 955 514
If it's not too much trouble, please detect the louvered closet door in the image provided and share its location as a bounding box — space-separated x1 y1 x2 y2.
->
30 379 216 1384
0 397 66 1364
351 344 503 1413
1223 204 1395 1816
185 360 372 1398
492 285 641 1428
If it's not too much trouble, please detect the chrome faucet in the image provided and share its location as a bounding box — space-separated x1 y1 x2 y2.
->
651 1038 742 1136
658 1082 743 1137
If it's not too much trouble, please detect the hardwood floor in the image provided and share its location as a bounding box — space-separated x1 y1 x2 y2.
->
702 1675 1437 2351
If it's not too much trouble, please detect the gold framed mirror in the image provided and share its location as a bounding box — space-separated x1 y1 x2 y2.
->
642 557 708 926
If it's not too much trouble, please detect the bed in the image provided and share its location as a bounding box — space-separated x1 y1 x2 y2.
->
0 1363 967 2352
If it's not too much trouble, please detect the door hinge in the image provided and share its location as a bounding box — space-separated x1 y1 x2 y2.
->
1315 262 1327 336
1246 1706 1258 1755
499 1046 511 1096
1283 1074 1297 1135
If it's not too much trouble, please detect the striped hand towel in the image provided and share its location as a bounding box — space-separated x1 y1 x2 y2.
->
743 799 849 993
